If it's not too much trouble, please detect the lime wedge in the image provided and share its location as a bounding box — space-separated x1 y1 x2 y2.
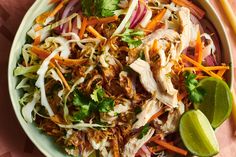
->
179 110 219 157
194 77 233 128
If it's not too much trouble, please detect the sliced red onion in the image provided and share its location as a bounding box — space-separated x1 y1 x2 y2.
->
135 147 146 157
204 54 218 66
183 47 196 67
60 0 80 29
141 145 151 157
113 0 138 35
130 2 147 28
200 18 221 64
72 18 79 34
62 22 69 33
130 6 139 26
140 9 152 28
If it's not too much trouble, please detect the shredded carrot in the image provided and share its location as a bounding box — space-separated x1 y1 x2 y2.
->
49 0 68 17
86 25 105 40
149 134 162 142
195 31 203 63
33 36 41 45
34 25 43 32
153 140 188 156
112 136 120 157
182 66 230 72
147 146 157 154
148 107 166 123
217 69 227 77
79 17 88 39
36 12 51 24
182 54 222 80
31 46 87 66
151 39 158 55
68 19 72 33
49 0 61 4
178 92 188 101
50 62 71 91
87 15 118 25
148 146 165 153
172 0 205 19
145 9 166 32
148 142 174 153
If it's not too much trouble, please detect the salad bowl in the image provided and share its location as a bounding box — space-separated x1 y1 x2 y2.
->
8 0 233 156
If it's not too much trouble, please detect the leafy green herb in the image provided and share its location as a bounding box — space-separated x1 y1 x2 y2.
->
138 125 150 139
119 25 145 49
184 72 205 103
82 0 120 17
66 145 75 150
72 86 114 120
73 105 90 120
25 35 33 44
96 0 120 17
98 97 114 112
90 86 114 112
81 0 94 17
72 90 93 120
73 90 90 106
139 50 145 60
91 86 105 102
134 106 142 114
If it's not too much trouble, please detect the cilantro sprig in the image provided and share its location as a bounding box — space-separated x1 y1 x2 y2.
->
72 90 94 120
119 25 145 49
90 86 114 113
91 86 105 102
82 0 120 17
184 72 205 104
138 125 150 139
71 86 114 120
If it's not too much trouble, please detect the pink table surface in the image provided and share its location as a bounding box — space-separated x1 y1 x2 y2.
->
0 0 235 157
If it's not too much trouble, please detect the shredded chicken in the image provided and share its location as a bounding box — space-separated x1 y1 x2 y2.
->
123 128 155 157
101 99 131 124
177 7 197 55
132 99 161 129
161 102 185 134
129 58 158 94
154 44 178 96
130 58 178 107
119 71 136 98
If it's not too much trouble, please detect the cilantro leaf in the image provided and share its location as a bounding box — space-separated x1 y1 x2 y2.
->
72 86 115 120
90 86 105 102
82 0 120 17
138 125 150 139
72 90 93 120
98 97 114 112
73 105 90 120
134 106 142 115
90 86 114 112
119 26 144 49
139 50 145 60
96 0 120 17
81 0 94 17
184 72 205 103
73 90 90 106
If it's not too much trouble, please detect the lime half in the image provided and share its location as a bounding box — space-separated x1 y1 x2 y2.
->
179 110 219 157
194 77 233 128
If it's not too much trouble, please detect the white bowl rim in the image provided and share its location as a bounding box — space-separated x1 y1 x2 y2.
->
8 0 54 156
